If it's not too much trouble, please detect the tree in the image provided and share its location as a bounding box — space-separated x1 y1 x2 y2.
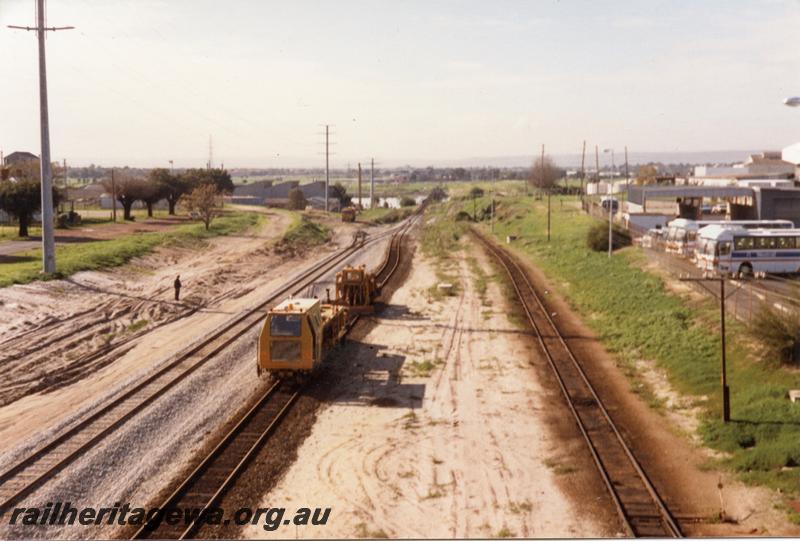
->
139 180 167 217
328 182 351 208
182 183 220 230
102 173 148 220
150 168 187 215
287 187 307 210
636 164 659 185
181 168 234 195
0 179 60 237
529 156 562 190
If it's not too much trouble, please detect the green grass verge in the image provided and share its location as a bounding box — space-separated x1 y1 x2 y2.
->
462 195 800 499
278 213 331 249
0 211 263 288
358 207 414 224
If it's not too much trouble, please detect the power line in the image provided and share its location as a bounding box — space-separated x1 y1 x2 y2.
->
8 0 74 274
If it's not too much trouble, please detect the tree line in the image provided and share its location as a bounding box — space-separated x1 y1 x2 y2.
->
0 162 235 236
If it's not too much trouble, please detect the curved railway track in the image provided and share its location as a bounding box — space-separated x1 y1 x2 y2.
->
474 229 682 538
0 221 408 515
133 213 419 539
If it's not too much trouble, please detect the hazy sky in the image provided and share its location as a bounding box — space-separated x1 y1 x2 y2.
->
2 0 800 168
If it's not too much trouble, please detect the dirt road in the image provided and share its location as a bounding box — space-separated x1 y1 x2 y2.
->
240 234 619 539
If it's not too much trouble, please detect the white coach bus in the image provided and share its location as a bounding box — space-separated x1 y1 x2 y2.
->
696 225 800 277
664 219 794 257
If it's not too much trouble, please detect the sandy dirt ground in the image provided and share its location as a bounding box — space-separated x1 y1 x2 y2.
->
0 209 367 454
240 235 620 539
0 212 396 540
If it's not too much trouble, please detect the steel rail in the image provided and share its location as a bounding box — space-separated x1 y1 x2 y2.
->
132 381 300 539
133 214 420 539
0 223 404 514
474 229 682 538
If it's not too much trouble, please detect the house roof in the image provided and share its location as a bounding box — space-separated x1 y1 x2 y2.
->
4 151 38 164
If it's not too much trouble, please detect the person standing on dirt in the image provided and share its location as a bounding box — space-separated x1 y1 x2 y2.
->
173 275 182 301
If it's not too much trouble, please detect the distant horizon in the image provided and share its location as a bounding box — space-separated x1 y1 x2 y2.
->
4 147 772 171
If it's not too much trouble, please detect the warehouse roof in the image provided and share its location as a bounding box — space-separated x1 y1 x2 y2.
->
628 185 753 205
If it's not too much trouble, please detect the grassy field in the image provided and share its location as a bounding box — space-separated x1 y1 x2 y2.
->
0 209 179 241
426 195 800 511
0 211 263 288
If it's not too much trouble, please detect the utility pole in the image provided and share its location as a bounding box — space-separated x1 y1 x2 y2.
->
680 276 732 422
624 146 630 189
357 162 362 209
580 140 586 197
111 168 117 222
491 171 496 233
542 144 550 242
325 125 330 212
9 0 74 274
370 158 375 209
604 148 615 258
594 145 600 184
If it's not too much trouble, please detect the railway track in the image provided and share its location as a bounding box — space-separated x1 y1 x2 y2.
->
133 381 301 539
0 221 407 514
474 230 682 538
133 213 419 539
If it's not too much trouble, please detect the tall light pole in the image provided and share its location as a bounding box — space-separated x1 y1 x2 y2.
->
9 1 73 274
604 148 615 258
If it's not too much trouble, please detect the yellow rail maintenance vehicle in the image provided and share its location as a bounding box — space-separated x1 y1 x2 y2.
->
257 265 381 379
334 265 378 314
341 206 356 222
257 298 348 379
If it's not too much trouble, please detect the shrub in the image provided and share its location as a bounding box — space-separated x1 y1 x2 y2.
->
428 186 447 202
287 187 307 210
399 196 417 207
747 305 800 365
586 221 631 252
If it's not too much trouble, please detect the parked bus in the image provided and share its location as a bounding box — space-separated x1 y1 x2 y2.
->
695 225 800 277
664 219 794 257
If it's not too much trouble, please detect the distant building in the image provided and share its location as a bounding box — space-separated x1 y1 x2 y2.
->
3 150 38 166
692 151 794 181
232 179 331 206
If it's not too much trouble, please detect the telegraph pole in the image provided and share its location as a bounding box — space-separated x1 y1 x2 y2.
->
370 158 375 209
580 140 586 196
357 162 362 209
542 144 550 242
624 146 630 189
325 125 330 212
9 0 74 274
594 145 600 184
111 168 117 222
680 276 732 422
